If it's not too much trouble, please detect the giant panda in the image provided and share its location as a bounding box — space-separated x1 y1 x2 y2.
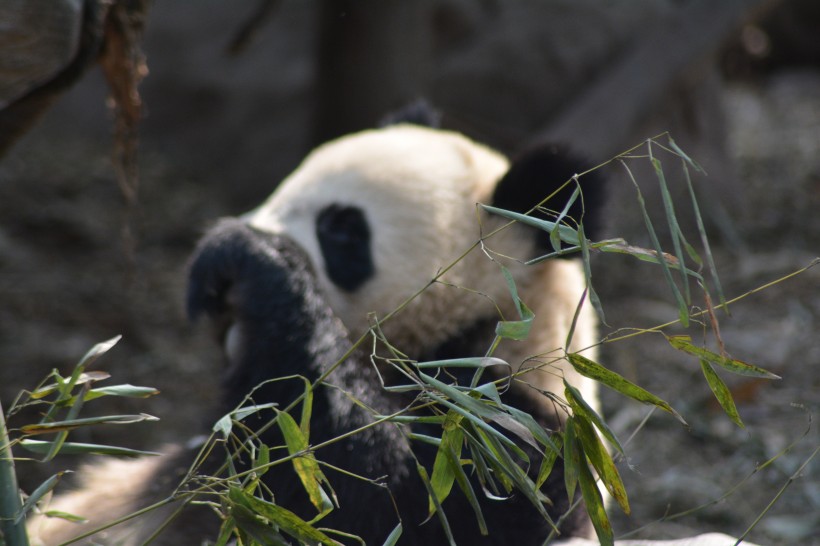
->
27 120 607 545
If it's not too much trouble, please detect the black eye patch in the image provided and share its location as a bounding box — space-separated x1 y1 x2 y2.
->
316 204 374 292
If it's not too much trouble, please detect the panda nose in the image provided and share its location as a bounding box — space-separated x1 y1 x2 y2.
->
185 217 315 351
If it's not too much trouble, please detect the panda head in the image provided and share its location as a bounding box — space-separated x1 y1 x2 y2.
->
245 123 604 365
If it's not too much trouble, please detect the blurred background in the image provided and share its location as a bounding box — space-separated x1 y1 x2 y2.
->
1 1 818 543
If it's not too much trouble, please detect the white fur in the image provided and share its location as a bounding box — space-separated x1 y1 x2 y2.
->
27 448 181 546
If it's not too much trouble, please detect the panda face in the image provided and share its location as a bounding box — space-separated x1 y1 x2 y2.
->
247 124 521 353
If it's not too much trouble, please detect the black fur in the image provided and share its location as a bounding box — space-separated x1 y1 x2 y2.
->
492 145 607 253
185 219 591 544
316 204 375 292
378 98 442 128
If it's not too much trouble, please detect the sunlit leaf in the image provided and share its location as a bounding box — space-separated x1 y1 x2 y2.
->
564 382 623 454
572 413 629 514
416 463 456 546
42 510 87 523
21 414 158 435
19 439 160 458
567 353 686 426
699 359 744 428
563 418 580 506
84 384 159 401
276 411 335 518
415 357 508 369
535 432 562 491
15 471 68 524
228 487 338 546
444 441 488 535
382 523 402 546
496 266 535 341
76 335 122 370
30 372 112 400
428 411 464 516
667 335 780 379
576 440 614 546
481 205 580 246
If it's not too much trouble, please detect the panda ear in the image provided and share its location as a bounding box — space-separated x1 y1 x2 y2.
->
378 98 442 128
491 144 606 250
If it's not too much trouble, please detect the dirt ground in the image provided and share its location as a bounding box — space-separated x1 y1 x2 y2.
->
1 50 817 546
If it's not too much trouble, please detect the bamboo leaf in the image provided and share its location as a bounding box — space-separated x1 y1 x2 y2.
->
700 359 744 428
481 205 580 245
416 463 456 546
563 418 580 505
15 472 68 524
535 432 562 491
276 411 335 518
667 335 780 379
20 414 158 435
572 413 629 514
576 440 614 546
622 163 689 326
427 411 464 516
443 442 488 535
382 524 403 546
567 354 687 426
564 382 624 454
651 155 691 306
19 439 160 458
228 486 339 546
84 384 160 401
415 357 509 369
76 335 122 369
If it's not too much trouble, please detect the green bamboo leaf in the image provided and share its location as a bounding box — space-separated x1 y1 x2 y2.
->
415 357 508 369
700 359 744 428
623 164 689 326
567 353 687 426
576 440 614 546
424 390 519 454
564 382 624 454
498 264 535 341
85 384 160 400
420 373 535 451
535 433 562 491
547 182 581 252
651 155 691 305
76 335 122 369
428 411 464 516
481 205 580 245
19 439 160 458
30 372 112 400
443 441 488 535
382 524 403 546
677 149 726 308
276 411 335 518
563 418 580 506
21 414 158 435
228 487 339 546
571 413 629 514
578 225 606 324
416 463 456 546
598 242 703 280
503 405 559 453
42 510 87 523
470 427 516 495
667 335 780 379
213 403 279 439
298 377 313 439
14 471 68 524
474 427 552 524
